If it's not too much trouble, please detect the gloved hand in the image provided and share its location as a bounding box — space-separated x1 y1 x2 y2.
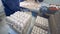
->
40 6 49 18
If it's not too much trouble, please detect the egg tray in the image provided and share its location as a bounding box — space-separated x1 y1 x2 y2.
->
35 16 49 30
31 26 48 34
6 11 32 34
20 1 40 11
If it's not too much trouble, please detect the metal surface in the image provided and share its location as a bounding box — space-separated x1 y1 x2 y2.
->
49 11 60 34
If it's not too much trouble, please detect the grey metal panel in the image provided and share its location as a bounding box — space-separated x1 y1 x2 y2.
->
49 12 60 34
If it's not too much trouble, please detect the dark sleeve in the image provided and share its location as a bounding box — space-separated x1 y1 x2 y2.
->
2 0 20 11
2 0 20 16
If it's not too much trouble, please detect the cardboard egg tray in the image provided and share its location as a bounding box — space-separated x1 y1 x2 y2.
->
6 11 32 34
31 26 48 34
35 16 49 30
20 1 40 11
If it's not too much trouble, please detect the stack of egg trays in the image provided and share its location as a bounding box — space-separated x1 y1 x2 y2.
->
6 11 32 34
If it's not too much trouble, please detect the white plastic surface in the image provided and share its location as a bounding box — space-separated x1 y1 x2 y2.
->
0 0 3 7
0 0 4 13
0 0 5 22
0 0 5 18
0 1 7 33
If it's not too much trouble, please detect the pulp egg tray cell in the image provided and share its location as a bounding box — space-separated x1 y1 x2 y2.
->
31 26 48 34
